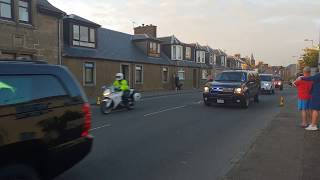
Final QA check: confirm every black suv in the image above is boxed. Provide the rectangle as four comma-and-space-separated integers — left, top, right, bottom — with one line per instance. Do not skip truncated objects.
203, 70, 260, 108
0, 60, 93, 180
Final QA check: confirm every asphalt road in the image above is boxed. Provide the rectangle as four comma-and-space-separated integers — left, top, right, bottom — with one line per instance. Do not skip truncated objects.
57, 88, 295, 180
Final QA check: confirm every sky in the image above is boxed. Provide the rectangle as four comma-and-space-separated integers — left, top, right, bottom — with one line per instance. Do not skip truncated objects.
49, 0, 320, 66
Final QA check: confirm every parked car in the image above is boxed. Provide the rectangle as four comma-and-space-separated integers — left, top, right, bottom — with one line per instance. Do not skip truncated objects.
259, 74, 275, 94
203, 70, 260, 108
274, 76, 283, 90
0, 60, 93, 180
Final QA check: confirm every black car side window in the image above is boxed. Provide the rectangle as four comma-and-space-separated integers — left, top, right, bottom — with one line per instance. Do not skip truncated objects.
0, 75, 67, 106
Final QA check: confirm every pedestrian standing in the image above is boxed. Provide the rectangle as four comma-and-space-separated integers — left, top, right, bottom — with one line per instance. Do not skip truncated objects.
293, 67, 313, 128
299, 67, 320, 131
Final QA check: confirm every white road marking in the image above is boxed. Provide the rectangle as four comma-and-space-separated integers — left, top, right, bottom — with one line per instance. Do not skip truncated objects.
90, 124, 112, 131
144, 105, 187, 117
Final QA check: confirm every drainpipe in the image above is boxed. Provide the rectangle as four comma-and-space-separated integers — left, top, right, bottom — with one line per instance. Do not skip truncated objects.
57, 18, 62, 65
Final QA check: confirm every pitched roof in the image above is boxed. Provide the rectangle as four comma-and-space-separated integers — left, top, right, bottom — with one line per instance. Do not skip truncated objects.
64, 28, 208, 68
64, 28, 174, 65
64, 14, 100, 27
158, 35, 183, 45
37, 0, 66, 17
132, 34, 161, 42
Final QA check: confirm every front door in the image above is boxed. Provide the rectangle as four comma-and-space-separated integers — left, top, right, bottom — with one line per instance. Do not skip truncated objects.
193, 69, 197, 88
121, 64, 130, 86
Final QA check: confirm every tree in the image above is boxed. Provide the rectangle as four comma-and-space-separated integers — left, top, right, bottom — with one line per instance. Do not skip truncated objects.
302, 48, 319, 67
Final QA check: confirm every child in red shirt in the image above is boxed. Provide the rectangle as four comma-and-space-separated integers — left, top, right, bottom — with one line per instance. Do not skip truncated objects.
293, 67, 313, 127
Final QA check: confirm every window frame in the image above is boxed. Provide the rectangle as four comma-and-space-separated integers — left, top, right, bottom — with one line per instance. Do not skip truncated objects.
0, 0, 13, 20
135, 64, 144, 84
172, 45, 183, 60
177, 68, 185, 80
72, 24, 97, 48
18, 0, 31, 24
201, 69, 208, 79
185, 47, 192, 60
149, 41, 160, 55
162, 67, 169, 83
196, 50, 205, 63
83, 62, 96, 86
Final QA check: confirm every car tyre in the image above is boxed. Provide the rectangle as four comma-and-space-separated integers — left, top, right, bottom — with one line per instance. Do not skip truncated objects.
0, 164, 40, 180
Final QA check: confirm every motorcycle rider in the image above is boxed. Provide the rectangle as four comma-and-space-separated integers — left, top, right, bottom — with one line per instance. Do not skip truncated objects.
113, 73, 130, 103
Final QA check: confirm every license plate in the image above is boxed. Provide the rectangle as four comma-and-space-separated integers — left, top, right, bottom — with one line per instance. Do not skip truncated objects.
217, 99, 225, 104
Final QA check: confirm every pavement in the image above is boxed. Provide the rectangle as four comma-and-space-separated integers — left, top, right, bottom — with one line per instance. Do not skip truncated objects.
56, 87, 307, 180
223, 88, 320, 180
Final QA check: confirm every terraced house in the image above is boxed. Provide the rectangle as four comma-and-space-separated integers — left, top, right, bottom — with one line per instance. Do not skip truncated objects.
0, 0, 65, 64
61, 16, 216, 99
0, 1, 235, 100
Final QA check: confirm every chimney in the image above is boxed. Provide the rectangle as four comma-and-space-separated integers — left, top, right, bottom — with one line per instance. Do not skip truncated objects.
134, 24, 157, 38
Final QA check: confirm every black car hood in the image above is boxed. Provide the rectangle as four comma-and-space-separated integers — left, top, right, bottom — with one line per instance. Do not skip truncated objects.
209, 81, 243, 88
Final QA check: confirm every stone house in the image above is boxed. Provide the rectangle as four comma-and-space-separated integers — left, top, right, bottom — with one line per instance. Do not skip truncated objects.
0, 0, 65, 64
61, 15, 213, 99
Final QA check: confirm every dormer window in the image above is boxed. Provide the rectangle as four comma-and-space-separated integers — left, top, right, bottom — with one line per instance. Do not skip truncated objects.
196, 51, 205, 63
209, 54, 214, 64
148, 41, 160, 57
172, 45, 183, 60
73, 24, 96, 48
185, 47, 191, 60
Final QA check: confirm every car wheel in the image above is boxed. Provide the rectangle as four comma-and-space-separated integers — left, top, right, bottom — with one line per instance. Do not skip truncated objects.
241, 96, 250, 109
254, 94, 259, 103
0, 164, 40, 180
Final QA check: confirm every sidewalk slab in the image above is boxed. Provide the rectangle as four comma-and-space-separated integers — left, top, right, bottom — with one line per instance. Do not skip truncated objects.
222, 98, 305, 180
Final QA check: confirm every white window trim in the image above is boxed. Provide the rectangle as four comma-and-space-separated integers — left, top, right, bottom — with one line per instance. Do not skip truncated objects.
171, 45, 183, 60
185, 47, 192, 59
162, 66, 169, 83
178, 68, 185, 80
135, 64, 144, 84
201, 69, 208, 79
83, 61, 96, 86
196, 50, 206, 64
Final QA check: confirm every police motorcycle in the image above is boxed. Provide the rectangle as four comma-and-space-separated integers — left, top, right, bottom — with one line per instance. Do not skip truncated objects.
100, 85, 141, 114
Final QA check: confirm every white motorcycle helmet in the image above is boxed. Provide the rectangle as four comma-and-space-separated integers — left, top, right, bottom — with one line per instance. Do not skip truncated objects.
115, 73, 124, 81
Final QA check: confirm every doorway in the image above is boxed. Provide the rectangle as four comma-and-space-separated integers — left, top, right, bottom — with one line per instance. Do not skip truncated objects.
120, 64, 130, 85
193, 69, 197, 88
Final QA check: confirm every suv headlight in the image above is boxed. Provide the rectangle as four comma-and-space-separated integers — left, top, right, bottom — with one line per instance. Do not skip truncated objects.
234, 87, 242, 94
204, 86, 210, 93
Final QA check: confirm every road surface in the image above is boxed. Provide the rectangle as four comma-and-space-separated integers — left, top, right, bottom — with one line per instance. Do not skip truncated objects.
57, 88, 295, 180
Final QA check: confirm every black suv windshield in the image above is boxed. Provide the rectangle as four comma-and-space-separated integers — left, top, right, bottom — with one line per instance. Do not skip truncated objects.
216, 72, 247, 82
260, 75, 272, 82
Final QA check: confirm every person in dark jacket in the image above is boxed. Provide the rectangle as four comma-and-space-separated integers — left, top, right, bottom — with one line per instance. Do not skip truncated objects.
174, 74, 182, 91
